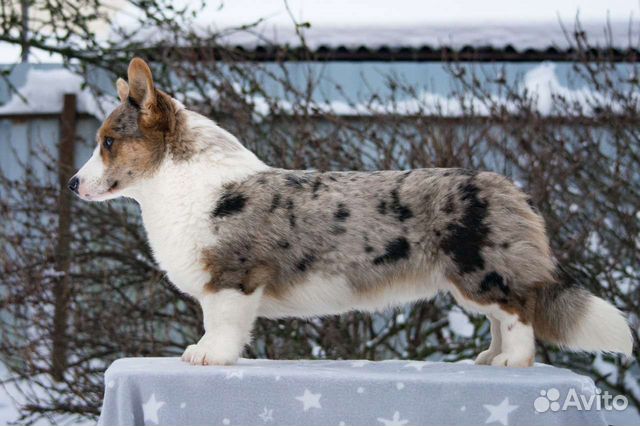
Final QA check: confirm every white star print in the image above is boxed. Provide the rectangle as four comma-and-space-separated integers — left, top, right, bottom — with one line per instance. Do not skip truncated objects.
259, 407, 274, 423
225, 370, 244, 380
403, 361, 428, 371
142, 393, 165, 425
295, 389, 322, 411
377, 411, 409, 426
484, 397, 518, 425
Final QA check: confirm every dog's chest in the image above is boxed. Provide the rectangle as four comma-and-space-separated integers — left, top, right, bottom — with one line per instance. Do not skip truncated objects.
140, 195, 216, 296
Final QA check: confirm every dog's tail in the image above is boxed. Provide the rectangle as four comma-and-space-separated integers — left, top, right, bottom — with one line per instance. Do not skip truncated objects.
533, 276, 633, 356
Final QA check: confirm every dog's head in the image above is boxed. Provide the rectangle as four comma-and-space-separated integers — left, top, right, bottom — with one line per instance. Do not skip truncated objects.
69, 58, 176, 201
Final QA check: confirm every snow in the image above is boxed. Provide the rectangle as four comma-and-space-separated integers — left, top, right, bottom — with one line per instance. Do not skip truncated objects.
447, 308, 474, 338
0, 362, 20, 425
245, 62, 620, 117
105, 0, 640, 49
0, 67, 117, 118
0, 361, 98, 426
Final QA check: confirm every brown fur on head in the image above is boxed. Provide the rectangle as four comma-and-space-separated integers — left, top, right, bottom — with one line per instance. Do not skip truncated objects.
72, 58, 178, 201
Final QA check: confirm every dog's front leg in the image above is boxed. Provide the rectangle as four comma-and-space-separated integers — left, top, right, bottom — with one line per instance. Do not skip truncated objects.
182, 287, 262, 365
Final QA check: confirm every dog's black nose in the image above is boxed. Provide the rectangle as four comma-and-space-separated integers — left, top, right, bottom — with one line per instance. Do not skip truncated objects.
68, 176, 79, 193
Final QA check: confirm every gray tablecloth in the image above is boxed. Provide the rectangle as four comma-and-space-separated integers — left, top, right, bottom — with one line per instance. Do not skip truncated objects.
98, 357, 607, 426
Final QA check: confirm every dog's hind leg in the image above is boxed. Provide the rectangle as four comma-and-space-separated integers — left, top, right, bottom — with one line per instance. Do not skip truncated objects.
489, 309, 535, 367
474, 314, 502, 365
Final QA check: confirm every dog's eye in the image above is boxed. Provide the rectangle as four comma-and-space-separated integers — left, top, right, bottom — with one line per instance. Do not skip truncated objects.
104, 137, 114, 150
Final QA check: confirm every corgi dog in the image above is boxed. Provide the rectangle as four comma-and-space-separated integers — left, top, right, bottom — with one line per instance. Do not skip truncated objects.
70, 58, 633, 367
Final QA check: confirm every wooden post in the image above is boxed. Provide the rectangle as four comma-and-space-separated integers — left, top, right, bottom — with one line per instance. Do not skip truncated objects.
20, 0, 29, 62
52, 94, 76, 381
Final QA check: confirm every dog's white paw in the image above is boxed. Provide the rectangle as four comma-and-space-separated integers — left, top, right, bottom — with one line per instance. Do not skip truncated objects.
181, 343, 239, 366
490, 352, 533, 368
474, 349, 501, 365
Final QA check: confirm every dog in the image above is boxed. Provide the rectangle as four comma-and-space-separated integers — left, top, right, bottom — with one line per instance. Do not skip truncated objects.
69, 58, 633, 367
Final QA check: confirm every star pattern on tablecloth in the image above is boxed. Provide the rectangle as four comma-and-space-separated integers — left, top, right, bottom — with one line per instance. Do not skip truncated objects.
142, 393, 165, 425
403, 361, 427, 371
105, 358, 590, 426
295, 389, 322, 411
259, 407, 274, 423
225, 369, 244, 380
484, 397, 518, 426
377, 411, 409, 426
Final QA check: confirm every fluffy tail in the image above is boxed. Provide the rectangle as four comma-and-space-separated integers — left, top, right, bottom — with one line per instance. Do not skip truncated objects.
533, 281, 633, 356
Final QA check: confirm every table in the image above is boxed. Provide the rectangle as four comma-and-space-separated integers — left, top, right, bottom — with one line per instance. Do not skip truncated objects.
98, 357, 607, 426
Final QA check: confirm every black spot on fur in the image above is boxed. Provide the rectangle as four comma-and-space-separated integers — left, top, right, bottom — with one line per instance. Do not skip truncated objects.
212, 192, 247, 217
334, 203, 350, 221
364, 245, 374, 253
480, 271, 510, 295
312, 177, 323, 198
373, 237, 411, 265
269, 193, 281, 212
377, 200, 387, 215
443, 194, 456, 214
389, 189, 413, 221
296, 253, 316, 272
328, 175, 337, 181
440, 180, 490, 274
257, 177, 267, 184
330, 224, 347, 235
501, 242, 510, 249
286, 198, 296, 227
277, 239, 290, 249
285, 174, 308, 188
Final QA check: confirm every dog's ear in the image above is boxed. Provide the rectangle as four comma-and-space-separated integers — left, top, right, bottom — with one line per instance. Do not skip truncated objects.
116, 78, 129, 103
127, 58, 157, 124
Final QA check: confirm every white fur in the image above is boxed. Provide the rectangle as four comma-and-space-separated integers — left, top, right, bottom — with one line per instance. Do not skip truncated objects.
475, 315, 502, 365
259, 270, 448, 319
491, 310, 536, 367
75, 144, 115, 201
562, 295, 633, 357
183, 288, 264, 365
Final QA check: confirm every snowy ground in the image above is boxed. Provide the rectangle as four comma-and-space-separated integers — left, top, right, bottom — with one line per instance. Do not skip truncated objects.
0, 362, 20, 425
0, 361, 97, 426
